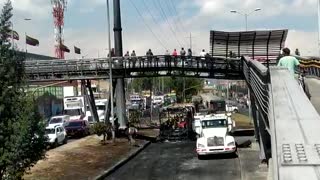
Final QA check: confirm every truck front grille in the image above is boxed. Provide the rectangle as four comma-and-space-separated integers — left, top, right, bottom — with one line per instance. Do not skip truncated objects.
207, 136, 224, 147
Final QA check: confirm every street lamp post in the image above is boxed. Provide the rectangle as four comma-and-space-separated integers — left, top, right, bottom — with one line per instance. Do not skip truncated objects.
230, 8, 261, 31
230, 8, 261, 125
23, 18, 32, 53
11, 18, 31, 51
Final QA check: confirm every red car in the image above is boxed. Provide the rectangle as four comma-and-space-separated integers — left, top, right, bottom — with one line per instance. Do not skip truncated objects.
65, 120, 90, 137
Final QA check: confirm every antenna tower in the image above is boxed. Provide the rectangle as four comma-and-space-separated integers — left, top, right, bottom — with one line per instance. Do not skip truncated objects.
52, 0, 67, 59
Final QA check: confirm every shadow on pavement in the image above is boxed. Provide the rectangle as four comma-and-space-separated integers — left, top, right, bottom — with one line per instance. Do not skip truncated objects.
198, 153, 238, 160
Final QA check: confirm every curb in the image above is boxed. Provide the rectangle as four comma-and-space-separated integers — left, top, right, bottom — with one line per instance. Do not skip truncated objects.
94, 141, 151, 180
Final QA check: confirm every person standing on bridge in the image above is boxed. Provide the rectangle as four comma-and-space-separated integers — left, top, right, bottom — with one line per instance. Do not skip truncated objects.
187, 48, 192, 67
124, 51, 130, 67
200, 49, 206, 68
131, 50, 137, 68
165, 50, 171, 68
277, 48, 300, 76
278, 48, 311, 99
146, 49, 153, 67
172, 49, 178, 67
180, 48, 186, 67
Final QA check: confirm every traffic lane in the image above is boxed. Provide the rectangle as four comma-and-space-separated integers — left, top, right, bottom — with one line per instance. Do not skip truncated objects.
106, 141, 241, 180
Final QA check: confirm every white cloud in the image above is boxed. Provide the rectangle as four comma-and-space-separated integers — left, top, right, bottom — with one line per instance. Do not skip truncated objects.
9, 0, 51, 18
192, 0, 317, 18
286, 30, 318, 56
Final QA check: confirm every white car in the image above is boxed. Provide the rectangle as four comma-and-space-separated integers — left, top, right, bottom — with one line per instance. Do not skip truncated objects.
45, 125, 68, 147
196, 113, 236, 159
226, 104, 239, 113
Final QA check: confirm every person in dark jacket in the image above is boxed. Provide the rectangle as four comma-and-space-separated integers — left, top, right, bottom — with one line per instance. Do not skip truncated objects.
146, 49, 153, 67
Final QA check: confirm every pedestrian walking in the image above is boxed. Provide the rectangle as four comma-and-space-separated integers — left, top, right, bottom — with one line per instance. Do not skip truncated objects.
126, 123, 138, 146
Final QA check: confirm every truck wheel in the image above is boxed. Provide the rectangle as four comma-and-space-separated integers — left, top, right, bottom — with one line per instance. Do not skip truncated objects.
233, 109, 238, 113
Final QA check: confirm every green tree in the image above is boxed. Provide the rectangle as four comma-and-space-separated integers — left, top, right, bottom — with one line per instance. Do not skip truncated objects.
130, 76, 203, 103
0, 1, 47, 178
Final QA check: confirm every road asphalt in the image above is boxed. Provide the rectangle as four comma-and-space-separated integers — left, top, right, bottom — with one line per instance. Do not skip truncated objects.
105, 138, 267, 180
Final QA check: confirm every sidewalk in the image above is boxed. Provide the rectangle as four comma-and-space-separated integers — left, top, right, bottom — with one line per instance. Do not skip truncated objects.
238, 142, 268, 180
23, 136, 148, 180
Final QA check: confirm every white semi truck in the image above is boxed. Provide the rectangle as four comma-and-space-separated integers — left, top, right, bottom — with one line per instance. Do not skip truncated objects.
84, 99, 108, 123
196, 113, 237, 159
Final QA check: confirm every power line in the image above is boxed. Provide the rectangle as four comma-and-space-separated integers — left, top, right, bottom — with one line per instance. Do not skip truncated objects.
163, 0, 188, 46
141, 0, 171, 49
128, 0, 167, 50
169, 0, 189, 38
153, 0, 182, 48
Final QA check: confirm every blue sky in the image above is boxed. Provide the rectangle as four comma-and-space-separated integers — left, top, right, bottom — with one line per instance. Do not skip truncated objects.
3, 0, 320, 58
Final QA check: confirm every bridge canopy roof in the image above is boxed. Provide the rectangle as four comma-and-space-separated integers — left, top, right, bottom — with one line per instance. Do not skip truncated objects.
210, 29, 288, 62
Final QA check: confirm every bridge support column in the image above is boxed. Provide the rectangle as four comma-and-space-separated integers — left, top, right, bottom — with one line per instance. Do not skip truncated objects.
250, 91, 259, 141
115, 78, 127, 129
81, 80, 99, 123
104, 79, 116, 124
113, 0, 127, 129
256, 107, 271, 161
86, 80, 99, 123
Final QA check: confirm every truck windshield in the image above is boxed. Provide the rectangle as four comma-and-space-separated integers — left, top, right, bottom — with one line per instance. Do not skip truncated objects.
45, 128, 55, 134
201, 119, 227, 128
96, 105, 106, 111
64, 109, 81, 116
66, 121, 83, 127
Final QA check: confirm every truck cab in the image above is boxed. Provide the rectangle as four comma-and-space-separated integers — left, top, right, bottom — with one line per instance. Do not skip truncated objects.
84, 99, 108, 123
196, 113, 236, 159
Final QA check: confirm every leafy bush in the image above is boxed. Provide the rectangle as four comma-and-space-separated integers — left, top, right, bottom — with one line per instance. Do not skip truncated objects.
90, 122, 112, 143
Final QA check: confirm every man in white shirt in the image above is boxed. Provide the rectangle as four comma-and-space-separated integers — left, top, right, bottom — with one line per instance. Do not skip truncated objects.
199, 49, 206, 67
200, 49, 206, 57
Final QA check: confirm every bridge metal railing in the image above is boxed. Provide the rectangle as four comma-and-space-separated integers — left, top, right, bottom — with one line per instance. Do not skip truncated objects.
242, 56, 272, 162
23, 55, 243, 82
244, 56, 320, 180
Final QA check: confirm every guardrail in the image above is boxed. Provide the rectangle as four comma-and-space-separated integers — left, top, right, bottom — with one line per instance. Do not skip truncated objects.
242, 56, 271, 163
299, 59, 320, 77
242, 56, 270, 131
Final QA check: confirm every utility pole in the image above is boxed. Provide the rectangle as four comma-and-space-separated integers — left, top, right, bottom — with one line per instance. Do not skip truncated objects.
105, 0, 115, 141
113, 0, 127, 129
189, 33, 192, 52
186, 32, 195, 52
